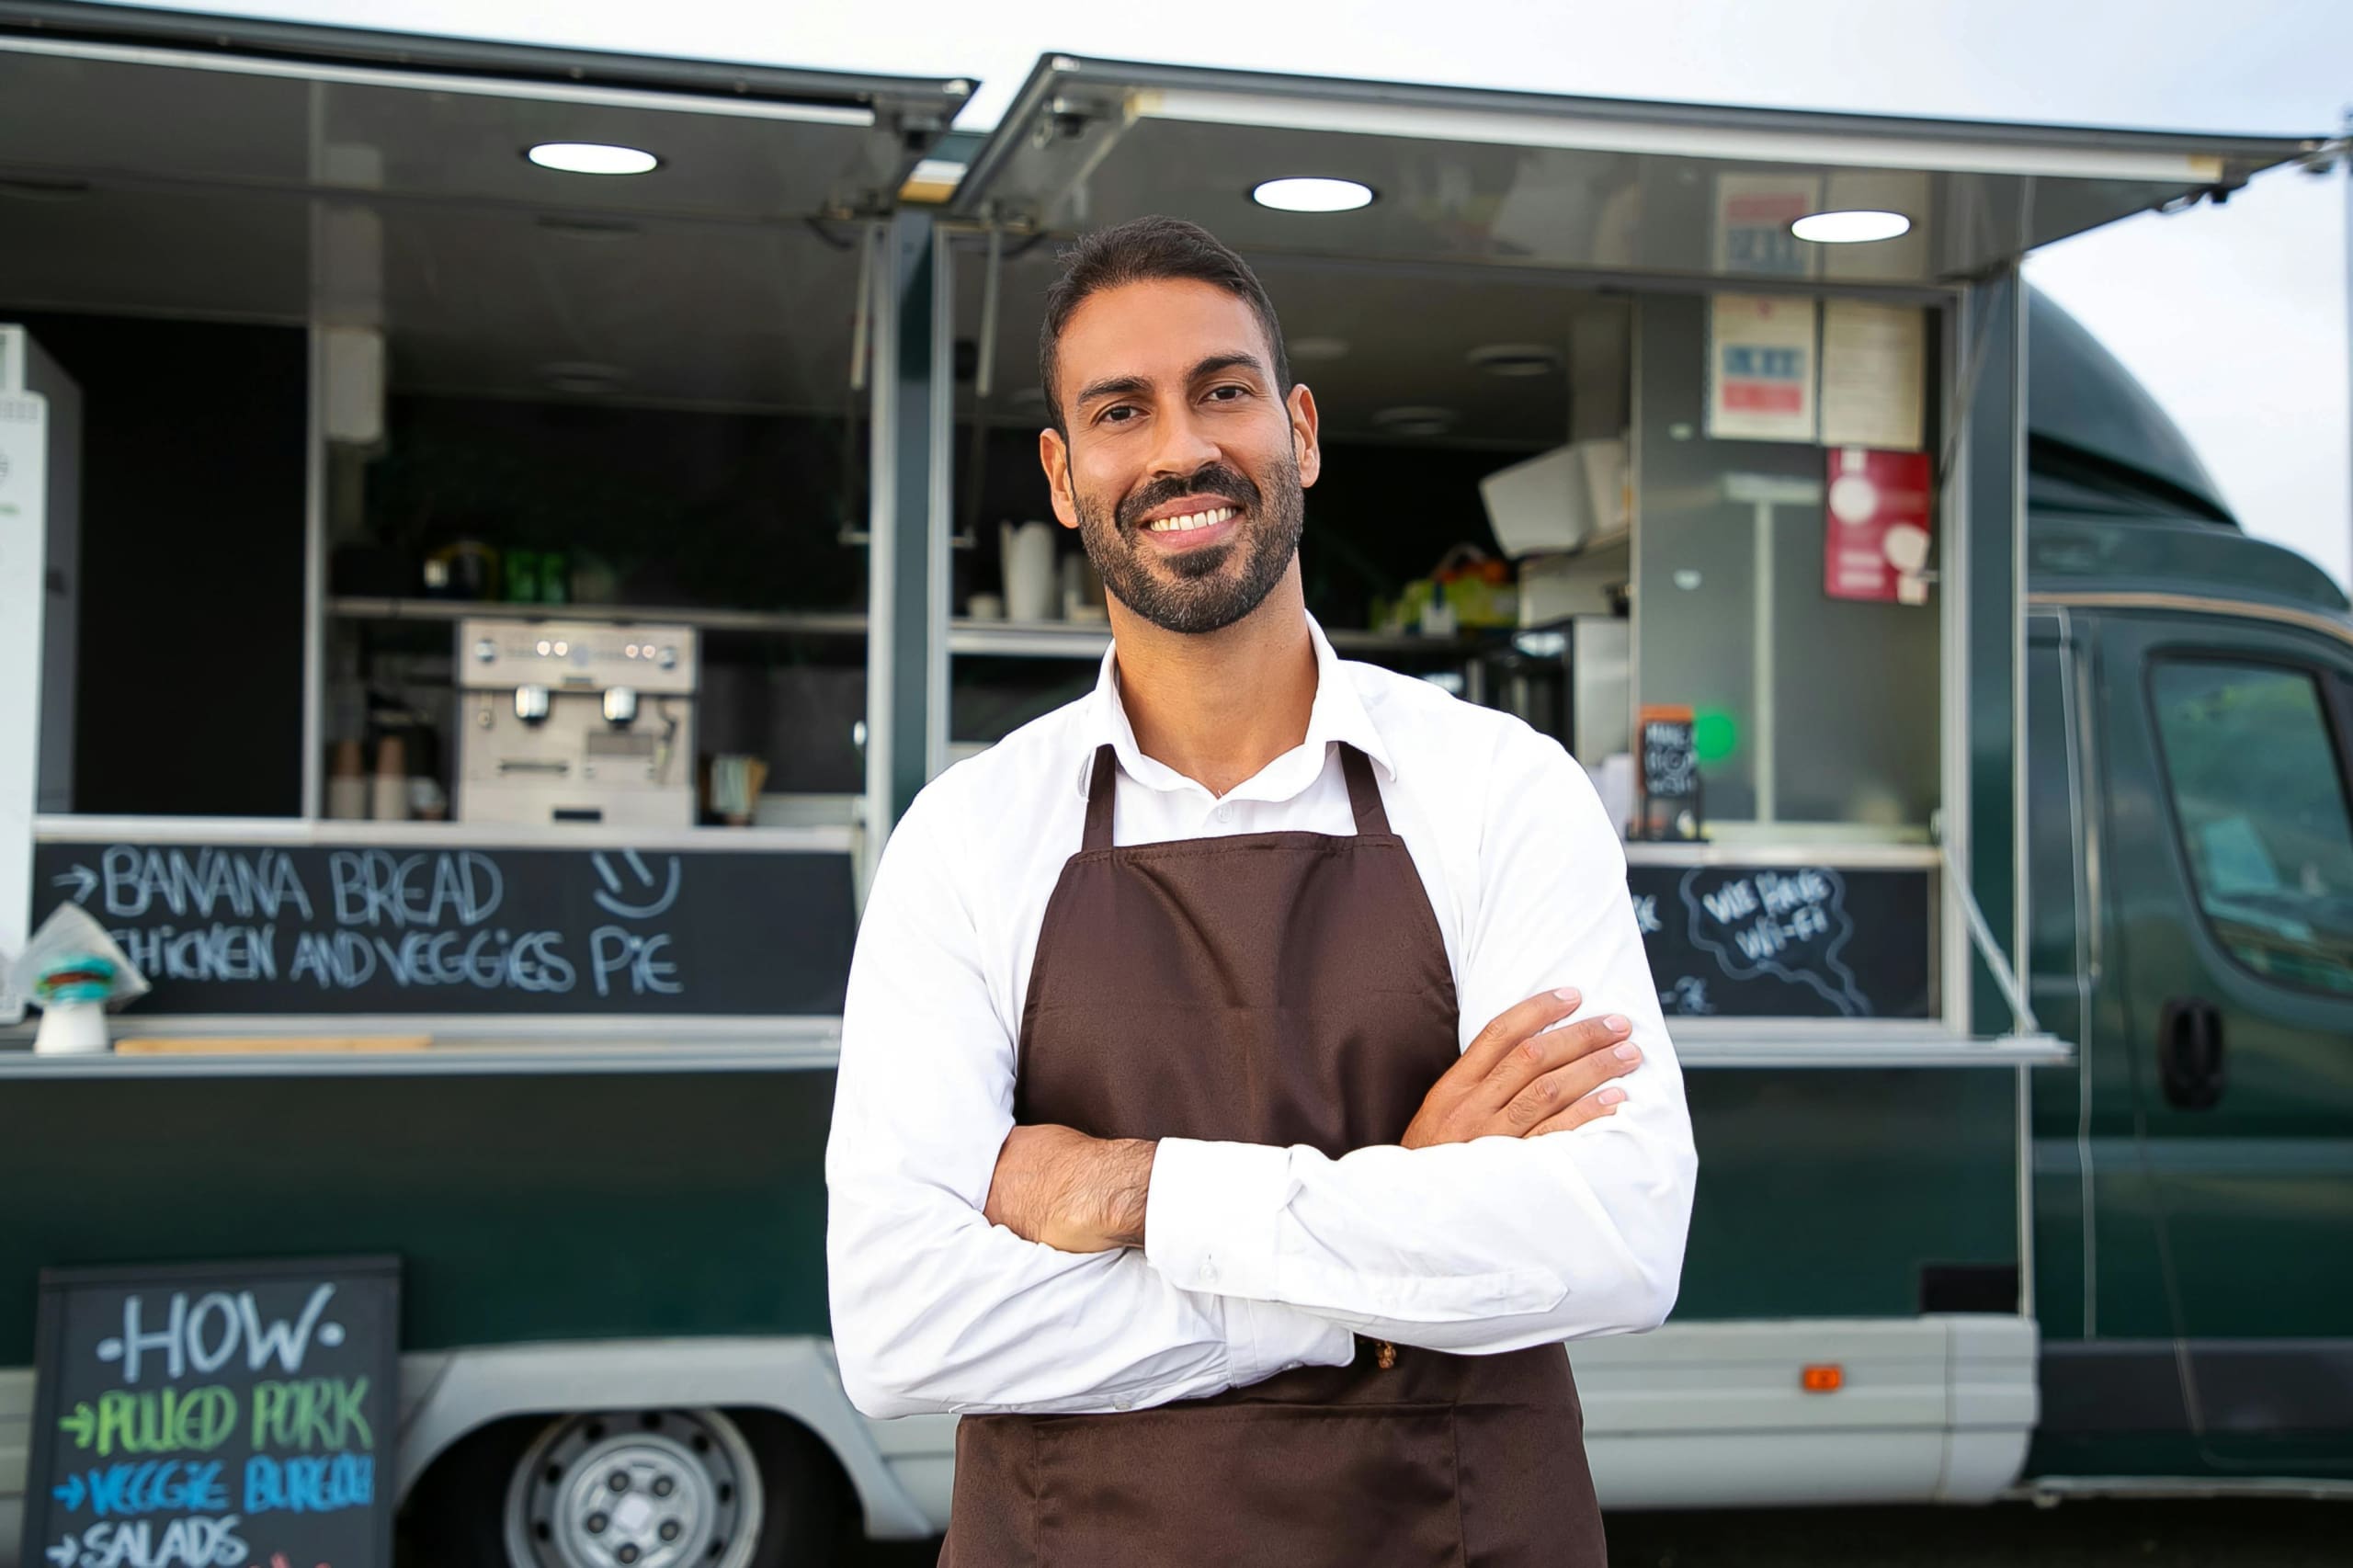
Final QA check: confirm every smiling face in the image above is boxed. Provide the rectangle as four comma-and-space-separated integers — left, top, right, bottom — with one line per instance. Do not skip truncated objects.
1040, 278, 1320, 636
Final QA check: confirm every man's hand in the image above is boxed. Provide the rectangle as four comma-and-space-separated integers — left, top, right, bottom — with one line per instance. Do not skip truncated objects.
984, 1124, 1157, 1253
1401, 988, 1638, 1149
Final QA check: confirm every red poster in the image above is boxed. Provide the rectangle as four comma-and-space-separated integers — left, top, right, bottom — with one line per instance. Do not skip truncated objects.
1824, 447, 1933, 604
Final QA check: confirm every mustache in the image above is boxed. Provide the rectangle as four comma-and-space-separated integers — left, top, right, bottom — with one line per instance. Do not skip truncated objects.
1116, 464, 1259, 533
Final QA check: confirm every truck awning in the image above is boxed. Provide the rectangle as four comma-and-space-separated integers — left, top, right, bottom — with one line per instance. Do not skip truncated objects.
0, 3, 972, 222
950, 55, 2325, 282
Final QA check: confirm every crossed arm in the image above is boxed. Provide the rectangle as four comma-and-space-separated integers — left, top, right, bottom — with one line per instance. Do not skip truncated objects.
981, 986, 1646, 1254
824, 733, 1697, 1420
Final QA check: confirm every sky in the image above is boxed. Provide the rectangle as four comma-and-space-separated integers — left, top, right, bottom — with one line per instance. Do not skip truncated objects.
90, 0, 2353, 587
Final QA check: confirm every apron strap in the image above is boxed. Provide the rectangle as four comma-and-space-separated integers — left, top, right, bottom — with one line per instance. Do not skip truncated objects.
1083, 744, 1120, 852
1086, 741, 1388, 846
1341, 744, 1392, 835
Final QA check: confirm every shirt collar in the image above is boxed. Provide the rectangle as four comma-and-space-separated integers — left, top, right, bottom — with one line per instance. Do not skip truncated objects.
1073, 612, 1398, 800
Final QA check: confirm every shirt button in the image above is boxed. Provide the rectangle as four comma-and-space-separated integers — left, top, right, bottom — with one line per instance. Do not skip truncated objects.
1215, 804, 1233, 824
1199, 1256, 1219, 1282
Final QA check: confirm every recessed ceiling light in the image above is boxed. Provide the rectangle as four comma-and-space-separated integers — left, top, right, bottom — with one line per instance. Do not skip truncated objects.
540, 361, 630, 393
1790, 209, 1911, 244
1289, 336, 1351, 363
527, 142, 660, 176
1468, 343, 1564, 378
1251, 176, 1375, 213
1371, 405, 1457, 437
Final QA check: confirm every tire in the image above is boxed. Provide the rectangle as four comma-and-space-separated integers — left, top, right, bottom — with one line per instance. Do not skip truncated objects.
404, 1407, 839, 1568
402, 1416, 539, 1568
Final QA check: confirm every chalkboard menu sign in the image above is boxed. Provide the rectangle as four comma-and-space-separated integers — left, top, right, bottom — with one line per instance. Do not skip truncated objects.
1638, 708, 1699, 802
29, 840, 855, 1017
22, 1257, 399, 1568
1628, 863, 1934, 1019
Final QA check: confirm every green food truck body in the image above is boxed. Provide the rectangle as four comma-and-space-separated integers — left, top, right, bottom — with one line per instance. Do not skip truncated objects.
2, 9, 2347, 1562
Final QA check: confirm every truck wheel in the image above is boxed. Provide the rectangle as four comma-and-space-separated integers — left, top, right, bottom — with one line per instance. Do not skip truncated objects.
498, 1407, 833, 1568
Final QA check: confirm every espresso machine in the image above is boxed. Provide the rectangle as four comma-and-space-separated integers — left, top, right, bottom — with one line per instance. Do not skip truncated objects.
455, 618, 698, 827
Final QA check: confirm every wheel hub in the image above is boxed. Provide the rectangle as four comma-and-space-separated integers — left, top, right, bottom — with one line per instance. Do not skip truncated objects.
506, 1410, 761, 1568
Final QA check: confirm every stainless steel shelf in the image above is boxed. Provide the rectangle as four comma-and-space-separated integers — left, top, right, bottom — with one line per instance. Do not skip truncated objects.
334, 598, 1485, 661
0, 1015, 847, 1078
330, 597, 869, 637
946, 619, 1485, 660
1327, 628, 1490, 656
949, 619, 1111, 659
1671, 1030, 2073, 1069
0, 1040, 844, 1080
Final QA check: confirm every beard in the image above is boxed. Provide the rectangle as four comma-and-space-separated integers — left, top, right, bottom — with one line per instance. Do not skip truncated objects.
1073, 453, 1306, 636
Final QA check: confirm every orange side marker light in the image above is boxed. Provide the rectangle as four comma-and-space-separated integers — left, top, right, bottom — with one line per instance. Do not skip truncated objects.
1801, 1364, 1844, 1393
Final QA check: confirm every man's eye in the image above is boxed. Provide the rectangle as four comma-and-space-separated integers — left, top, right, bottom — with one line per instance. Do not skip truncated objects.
1205, 385, 1246, 403
1099, 404, 1138, 425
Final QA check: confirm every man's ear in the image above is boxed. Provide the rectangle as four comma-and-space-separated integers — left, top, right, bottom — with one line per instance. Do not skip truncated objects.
1289, 383, 1323, 490
1040, 426, 1081, 530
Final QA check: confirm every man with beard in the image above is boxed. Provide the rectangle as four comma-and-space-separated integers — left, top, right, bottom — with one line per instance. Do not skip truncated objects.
826, 217, 1695, 1566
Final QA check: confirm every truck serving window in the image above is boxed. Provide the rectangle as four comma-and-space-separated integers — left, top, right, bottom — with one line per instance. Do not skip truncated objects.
2149, 659, 2353, 995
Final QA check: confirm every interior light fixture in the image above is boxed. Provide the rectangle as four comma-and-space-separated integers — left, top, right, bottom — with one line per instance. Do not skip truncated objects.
1251, 176, 1375, 213
1370, 405, 1457, 437
1469, 343, 1565, 378
1790, 209, 1911, 244
527, 142, 660, 176
540, 361, 630, 394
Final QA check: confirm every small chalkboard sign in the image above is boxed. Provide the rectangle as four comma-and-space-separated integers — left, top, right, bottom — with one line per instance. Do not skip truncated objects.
1635, 705, 1703, 841
22, 1257, 400, 1568
1628, 863, 1935, 1019
1639, 708, 1699, 801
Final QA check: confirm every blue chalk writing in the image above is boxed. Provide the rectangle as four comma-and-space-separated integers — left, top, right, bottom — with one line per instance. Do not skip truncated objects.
243, 1454, 373, 1516
60, 1463, 229, 1519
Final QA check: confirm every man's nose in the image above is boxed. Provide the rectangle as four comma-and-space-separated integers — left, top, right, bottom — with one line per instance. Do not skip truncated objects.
1143, 404, 1221, 479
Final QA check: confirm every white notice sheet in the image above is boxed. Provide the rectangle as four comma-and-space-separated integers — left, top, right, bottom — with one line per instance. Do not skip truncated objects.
1820, 301, 1927, 451
1706, 294, 1818, 444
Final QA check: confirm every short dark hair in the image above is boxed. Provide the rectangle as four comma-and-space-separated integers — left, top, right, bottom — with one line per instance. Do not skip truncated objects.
1038, 215, 1290, 433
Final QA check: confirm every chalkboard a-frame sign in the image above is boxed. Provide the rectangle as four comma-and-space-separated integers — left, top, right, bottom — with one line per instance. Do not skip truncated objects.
23, 1256, 400, 1568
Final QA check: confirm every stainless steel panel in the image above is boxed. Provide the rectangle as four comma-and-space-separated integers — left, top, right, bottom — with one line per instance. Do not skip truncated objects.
953, 57, 2320, 286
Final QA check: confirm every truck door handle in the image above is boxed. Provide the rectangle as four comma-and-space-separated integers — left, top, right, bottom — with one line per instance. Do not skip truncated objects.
2157, 996, 2226, 1110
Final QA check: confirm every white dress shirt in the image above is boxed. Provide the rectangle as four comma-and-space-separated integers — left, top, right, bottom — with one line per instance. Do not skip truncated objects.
825, 614, 1698, 1420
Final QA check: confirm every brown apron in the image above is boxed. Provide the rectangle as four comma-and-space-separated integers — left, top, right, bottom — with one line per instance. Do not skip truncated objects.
940, 742, 1605, 1567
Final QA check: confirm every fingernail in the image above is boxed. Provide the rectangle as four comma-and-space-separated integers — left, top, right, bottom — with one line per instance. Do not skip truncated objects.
1553, 987, 1580, 1003
1612, 1042, 1641, 1062
1597, 1086, 1628, 1105
1606, 1015, 1632, 1034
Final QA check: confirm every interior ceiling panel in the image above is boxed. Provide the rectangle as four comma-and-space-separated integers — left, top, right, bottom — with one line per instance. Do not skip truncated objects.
314, 82, 902, 221
0, 183, 310, 323
0, 28, 970, 222
0, 47, 313, 185
956, 244, 1608, 449
0, 179, 868, 411
0, 29, 938, 411
377, 207, 865, 411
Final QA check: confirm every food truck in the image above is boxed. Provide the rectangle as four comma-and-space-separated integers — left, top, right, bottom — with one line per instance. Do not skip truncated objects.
3, 6, 2348, 1562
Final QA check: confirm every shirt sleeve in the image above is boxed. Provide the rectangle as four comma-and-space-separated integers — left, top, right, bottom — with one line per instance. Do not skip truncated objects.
824, 784, 1356, 1418
1142, 722, 1698, 1352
